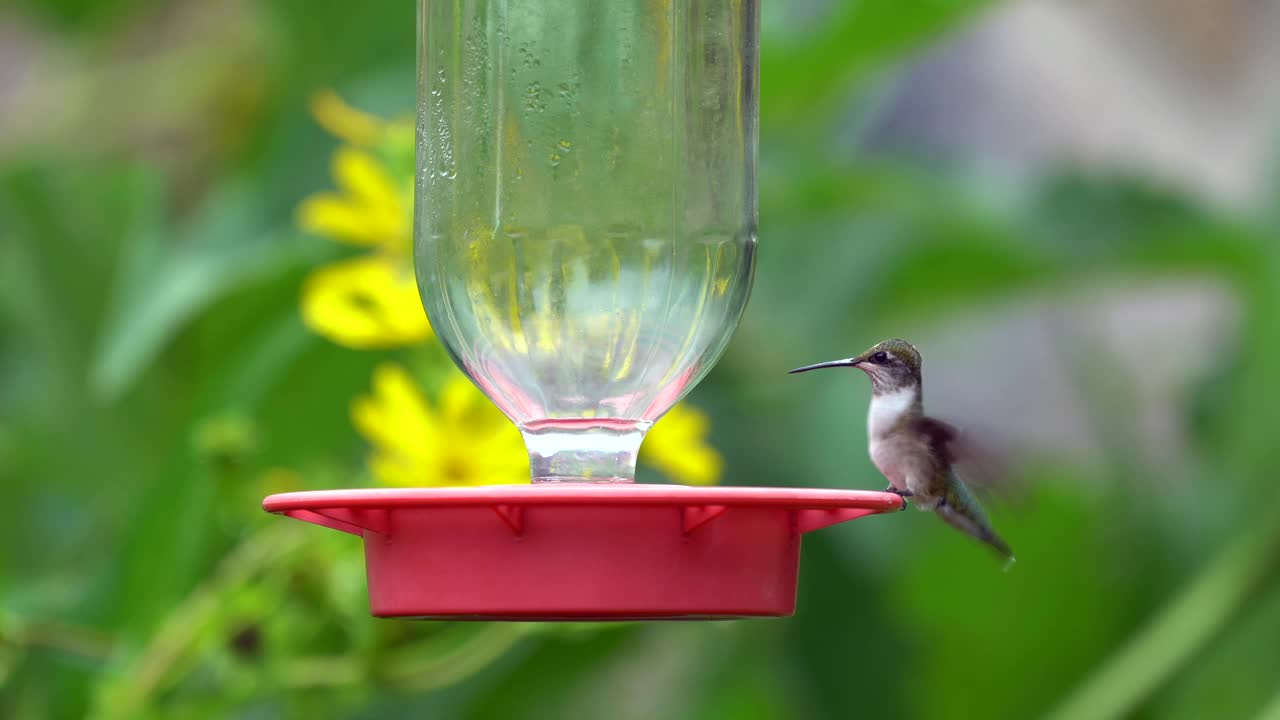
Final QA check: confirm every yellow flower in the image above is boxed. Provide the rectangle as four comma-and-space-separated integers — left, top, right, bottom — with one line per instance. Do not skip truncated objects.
352, 364, 529, 487
298, 94, 430, 349
300, 255, 429, 349
641, 404, 723, 485
353, 364, 723, 487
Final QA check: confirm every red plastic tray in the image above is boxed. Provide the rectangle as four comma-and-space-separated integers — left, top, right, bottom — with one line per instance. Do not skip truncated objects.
263, 485, 903, 620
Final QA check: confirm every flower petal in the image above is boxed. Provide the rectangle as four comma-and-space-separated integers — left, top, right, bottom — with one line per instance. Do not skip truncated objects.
297, 193, 387, 247
301, 256, 432, 349
309, 90, 385, 147
353, 364, 530, 487
367, 452, 422, 488
297, 148, 409, 251
439, 373, 480, 422
353, 364, 444, 487
641, 403, 723, 485
331, 148, 408, 244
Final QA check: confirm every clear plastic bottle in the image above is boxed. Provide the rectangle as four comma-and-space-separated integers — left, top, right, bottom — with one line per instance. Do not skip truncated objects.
416, 0, 759, 481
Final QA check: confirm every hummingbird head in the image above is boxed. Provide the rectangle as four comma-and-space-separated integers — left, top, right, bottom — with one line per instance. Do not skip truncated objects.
788, 338, 923, 394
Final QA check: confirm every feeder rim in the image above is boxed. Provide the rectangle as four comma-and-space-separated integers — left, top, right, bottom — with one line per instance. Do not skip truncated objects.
263, 485, 904, 513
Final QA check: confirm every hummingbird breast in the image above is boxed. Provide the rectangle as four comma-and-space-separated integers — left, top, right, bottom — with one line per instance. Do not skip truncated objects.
870, 433, 946, 505
867, 387, 919, 440
865, 383, 945, 503
870, 435, 909, 491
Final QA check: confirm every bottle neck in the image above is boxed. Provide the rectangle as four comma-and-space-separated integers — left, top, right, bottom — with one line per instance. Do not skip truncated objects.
520, 418, 652, 483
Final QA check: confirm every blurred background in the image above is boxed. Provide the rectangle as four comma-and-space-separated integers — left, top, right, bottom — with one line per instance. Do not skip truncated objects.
4, 0, 1280, 718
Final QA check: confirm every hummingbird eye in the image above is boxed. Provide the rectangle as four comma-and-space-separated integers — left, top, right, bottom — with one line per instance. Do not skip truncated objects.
870, 351, 889, 364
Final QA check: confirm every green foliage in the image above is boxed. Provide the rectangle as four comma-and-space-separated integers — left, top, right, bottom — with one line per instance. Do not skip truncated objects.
5, 0, 1280, 718
762, 0, 997, 128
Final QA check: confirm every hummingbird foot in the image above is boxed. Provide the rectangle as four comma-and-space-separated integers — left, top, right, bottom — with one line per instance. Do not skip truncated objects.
885, 487, 913, 511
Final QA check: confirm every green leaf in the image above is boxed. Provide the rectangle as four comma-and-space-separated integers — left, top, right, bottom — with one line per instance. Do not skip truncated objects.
90, 186, 321, 401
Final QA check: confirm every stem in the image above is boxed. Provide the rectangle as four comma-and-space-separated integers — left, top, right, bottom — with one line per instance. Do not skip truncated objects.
281, 622, 525, 691
282, 655, 363, 688
380, 623, 526, 691
1045, 492, 1280, 720
2, 618, 114, 660
89, 522, 524, 713
90, 522, 306, 720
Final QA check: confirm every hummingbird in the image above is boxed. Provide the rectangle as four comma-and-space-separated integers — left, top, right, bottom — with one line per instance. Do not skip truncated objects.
790, 339, 1015, 567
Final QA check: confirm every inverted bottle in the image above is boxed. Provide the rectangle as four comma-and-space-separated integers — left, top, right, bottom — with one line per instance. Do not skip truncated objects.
415, 0, 760, 482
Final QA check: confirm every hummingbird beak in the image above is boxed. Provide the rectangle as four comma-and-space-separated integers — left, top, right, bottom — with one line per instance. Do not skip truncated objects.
787, 357, 863, 374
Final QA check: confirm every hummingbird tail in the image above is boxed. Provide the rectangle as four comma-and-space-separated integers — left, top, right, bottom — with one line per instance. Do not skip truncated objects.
935, 501, 1016, 569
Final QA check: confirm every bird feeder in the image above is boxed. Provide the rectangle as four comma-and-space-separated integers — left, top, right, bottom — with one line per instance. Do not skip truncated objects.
263, 0, 902, 620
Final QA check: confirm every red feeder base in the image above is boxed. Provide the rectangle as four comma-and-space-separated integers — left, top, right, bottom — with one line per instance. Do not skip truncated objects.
262, 485, 902, 620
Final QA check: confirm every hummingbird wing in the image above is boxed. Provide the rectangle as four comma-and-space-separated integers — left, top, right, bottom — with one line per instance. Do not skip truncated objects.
913, 416, 1016, 567
910, 416, 961, 464
909, 415, 1011, 495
